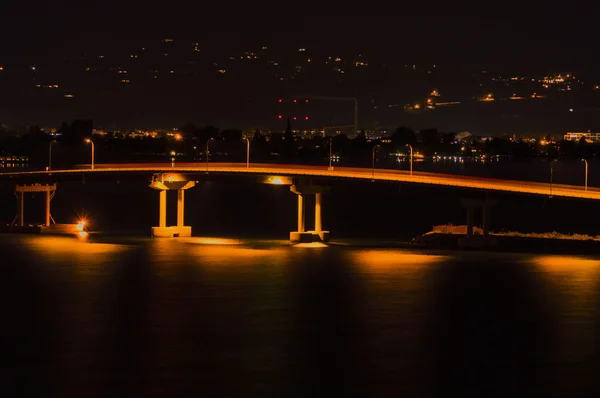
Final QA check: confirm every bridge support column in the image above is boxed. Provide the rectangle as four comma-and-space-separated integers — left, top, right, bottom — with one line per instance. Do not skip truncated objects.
315, 193, 322, 233
18, 191, 24, 227
150, 174, 195, 238
466, 206, 474, 239
177, 189, 185, 228
290, 184, 330, 243
482, 203, 490, 239
159, 190, 167, 228
297, 194, 305, 233
45, 190, 51, 227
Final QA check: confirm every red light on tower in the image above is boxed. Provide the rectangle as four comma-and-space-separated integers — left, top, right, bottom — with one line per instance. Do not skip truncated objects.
305, 100, 309, 103
278, 99, 283, 103
278, 115, 283, 119
293, 116, 297, 120
293, 99, 297, 103
305, 116, 309, 120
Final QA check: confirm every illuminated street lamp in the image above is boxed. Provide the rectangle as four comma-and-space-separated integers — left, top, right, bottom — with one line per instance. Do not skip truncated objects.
84, 138, 94, 170
243, 136, 250, 168
405, 144, 413, 176
48, 140, 57, 171
205, 137, 214, 173
372, 144, 381, 180
550, 159, 558, 196
582, 158, 588, 191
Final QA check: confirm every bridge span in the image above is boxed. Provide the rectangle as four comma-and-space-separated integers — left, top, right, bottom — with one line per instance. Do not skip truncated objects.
1, 162, 597, 244
1, 162, 598, 200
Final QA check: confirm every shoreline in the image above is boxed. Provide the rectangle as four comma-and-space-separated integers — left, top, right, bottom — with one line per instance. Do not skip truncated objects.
411, 225, 600, 254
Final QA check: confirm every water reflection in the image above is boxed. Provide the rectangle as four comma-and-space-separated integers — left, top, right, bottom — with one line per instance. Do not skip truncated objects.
530, 254, 600, 393
4, 236, 600, 395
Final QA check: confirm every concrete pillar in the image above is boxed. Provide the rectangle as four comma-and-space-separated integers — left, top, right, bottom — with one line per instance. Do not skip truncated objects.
482, 204, 490, 238
315, 193, 322, 233
45, 190, 51, 227
177, 188, 185, 227
18, 192, 24, 227
297, 194, 305, 233
466, 207, 474, 238
159, 190, 167, 228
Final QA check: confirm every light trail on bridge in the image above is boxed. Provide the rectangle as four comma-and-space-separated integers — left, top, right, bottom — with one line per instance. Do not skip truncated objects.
2, 162, 599, 201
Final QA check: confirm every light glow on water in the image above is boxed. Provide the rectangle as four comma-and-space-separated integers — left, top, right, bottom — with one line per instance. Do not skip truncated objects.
183, 237, 244, 245
354, 250, 447, 265
294, 242, 328, 248
531, 255, 600, 289
23, 236, 127, 255
351, 249, 447, 271
531, 255, 600, 270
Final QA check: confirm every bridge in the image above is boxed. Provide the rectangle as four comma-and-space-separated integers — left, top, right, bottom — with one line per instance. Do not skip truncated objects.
1, 162, 597, 244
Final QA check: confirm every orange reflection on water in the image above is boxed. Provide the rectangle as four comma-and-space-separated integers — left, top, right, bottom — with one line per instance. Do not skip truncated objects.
351, 249, 447, 272
193, 244, 287, 259
24, 236, 127, 256
532, 256, 600, 269
531, 255, 600, 287
294, 242, 328, 248
183, 237, 243, 245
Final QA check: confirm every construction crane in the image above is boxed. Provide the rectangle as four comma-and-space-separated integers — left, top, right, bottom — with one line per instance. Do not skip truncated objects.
292, 95, 358, 136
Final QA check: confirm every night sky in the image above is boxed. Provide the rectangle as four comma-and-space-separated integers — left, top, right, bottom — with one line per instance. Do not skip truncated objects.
1, 7, 598, 133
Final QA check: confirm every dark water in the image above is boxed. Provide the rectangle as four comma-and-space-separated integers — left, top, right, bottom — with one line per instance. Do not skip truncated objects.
2, 234, 600, 397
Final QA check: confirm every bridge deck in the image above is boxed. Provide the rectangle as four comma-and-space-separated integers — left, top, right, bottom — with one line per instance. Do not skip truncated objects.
1, 162, 598, 201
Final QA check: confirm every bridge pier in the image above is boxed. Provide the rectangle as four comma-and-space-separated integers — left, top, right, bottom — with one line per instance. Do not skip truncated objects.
290, 184, 330, 243
13, 184, 57, 227
150, 173, 196, 238
459, 196, 497, 249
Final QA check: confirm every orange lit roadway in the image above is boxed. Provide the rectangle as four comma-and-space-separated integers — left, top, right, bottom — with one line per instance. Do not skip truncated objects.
1, 162, 599, 201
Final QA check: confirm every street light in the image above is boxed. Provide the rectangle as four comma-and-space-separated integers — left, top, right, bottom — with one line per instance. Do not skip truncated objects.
243, 136, 250, 169
582, 158, 588, 191
372, 144, 381, 180
48, 140, 57, 171
84, 138, 94, 170
328, 136, 334, 171
405, 144, 413, 176
205, 137, 214, 173
550, 159, 558, 196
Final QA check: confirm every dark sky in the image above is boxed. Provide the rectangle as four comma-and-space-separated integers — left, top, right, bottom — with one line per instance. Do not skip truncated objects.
1, 6, 599, 132
2, 7, 596, 63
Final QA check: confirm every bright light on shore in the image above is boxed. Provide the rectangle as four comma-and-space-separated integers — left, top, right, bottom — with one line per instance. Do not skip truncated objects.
76, 220, 87, 231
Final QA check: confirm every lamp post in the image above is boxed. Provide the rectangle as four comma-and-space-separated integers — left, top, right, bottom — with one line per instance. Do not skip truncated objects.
243, 136, 250, 168
328, 136, 334, 171
205, 137, 214, 173
582, 158, 588, 191
405, 144, 413, 176
48, 140, 56, 171
550, 159, 558, 196
84, 138, 94, 170
372, 144, 381, 180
